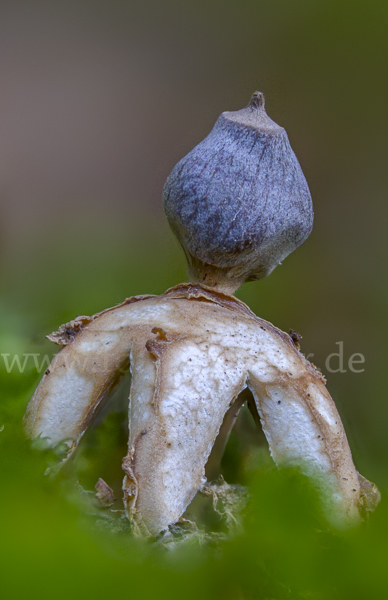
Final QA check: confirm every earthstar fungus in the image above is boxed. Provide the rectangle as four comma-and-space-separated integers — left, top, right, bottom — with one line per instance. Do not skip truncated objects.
24, 92, 380, 536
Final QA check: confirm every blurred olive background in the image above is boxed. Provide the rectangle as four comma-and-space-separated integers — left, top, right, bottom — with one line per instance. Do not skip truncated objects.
1, 1, 388, 598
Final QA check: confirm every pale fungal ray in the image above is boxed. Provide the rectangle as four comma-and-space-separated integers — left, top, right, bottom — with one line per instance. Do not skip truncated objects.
24, 284, 380, 535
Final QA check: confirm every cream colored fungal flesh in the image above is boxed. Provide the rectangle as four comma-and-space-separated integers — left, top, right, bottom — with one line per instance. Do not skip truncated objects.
24, 285, 380, 535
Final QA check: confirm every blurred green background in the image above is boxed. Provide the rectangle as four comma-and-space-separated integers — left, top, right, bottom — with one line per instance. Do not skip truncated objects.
1, 1, 388, 598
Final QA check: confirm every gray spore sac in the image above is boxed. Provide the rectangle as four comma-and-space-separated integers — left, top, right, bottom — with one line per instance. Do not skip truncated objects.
163, 92, 313, 292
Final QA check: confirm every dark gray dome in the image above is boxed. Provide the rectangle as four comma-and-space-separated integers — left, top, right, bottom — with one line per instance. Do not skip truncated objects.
163, 92, 313, 293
